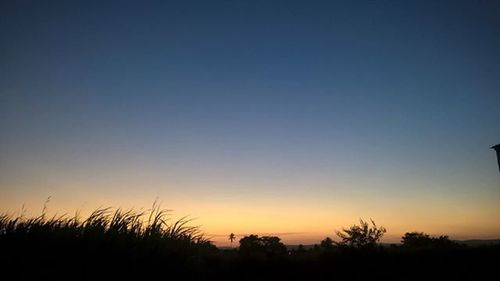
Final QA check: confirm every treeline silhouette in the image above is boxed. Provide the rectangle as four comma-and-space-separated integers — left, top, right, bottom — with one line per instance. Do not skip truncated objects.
1, 206, 498, 281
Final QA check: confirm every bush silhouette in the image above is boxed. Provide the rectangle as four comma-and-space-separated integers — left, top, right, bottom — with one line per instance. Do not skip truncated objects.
402, 232, 460, 249
320, 237, 334, 250
401, 232, 432, 248
239, 234, 287, 257
239, 234, 262, 253
336, 219, 386, 248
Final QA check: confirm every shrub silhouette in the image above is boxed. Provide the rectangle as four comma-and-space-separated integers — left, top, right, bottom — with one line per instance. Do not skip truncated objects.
401, 232, 432, 248
336, 219, 386, 248
320, 236, 334, 250
239, 234, 287, 257
402, 232, 460, 249
296, 244, 306, 253
239, 234, 262, 253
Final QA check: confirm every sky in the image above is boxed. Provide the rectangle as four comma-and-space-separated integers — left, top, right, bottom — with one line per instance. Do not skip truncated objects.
1, 0, 500, 245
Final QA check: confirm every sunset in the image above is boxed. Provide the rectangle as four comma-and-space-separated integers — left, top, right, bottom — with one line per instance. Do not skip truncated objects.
1, 0, 499, 279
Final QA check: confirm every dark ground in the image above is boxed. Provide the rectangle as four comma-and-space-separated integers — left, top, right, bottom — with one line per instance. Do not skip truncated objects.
1, 237, 499, 281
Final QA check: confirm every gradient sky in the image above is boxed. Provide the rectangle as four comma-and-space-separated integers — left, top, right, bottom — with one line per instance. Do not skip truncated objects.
1, 0, 500, 245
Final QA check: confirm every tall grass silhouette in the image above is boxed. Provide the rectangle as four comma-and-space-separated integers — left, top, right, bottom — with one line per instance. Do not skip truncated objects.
0, 201, 216, 280
0, 201, 210, 246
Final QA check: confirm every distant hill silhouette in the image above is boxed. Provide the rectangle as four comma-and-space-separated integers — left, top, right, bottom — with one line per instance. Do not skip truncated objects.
284, 239, 500, 250
458, 239, 500, 247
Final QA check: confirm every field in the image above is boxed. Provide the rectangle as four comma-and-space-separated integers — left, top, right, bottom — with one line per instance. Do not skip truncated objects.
1, 206, 498, 281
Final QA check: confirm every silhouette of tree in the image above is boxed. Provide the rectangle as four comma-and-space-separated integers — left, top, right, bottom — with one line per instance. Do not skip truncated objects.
401, 232, 432, 248
228, 232, 235, 248
297, 244, 306, 253
238, 234, 286, 257
336, 219, 386, 248
260, 236, 287, 256
239, 234, 263, 254
320, 237, 334, 250
402, 232, 460, 249
432, 235, 459, 248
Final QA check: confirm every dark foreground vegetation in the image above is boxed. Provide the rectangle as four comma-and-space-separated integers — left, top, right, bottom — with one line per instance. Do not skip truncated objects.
1, 206, 498, 281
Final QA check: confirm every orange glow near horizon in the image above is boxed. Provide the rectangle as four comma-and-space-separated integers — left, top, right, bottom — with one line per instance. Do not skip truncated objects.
2, 183, 500, 247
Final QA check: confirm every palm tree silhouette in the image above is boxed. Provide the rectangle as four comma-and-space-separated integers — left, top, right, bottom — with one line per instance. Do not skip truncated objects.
229, 233, 236, 248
